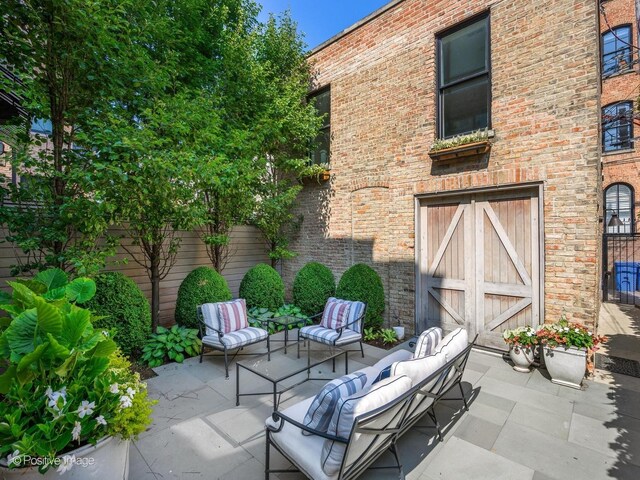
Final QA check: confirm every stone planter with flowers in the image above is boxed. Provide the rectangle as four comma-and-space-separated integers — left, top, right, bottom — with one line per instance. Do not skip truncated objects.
502, 326, 538, 373
536, 319, 606, 389
0, 268, 155, 478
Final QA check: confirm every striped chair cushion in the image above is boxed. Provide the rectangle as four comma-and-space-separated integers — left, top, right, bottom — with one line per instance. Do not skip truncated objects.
201, 327, 268, 349
320, 300, 351, 330
216, 299, 249, 333
325, 298, 365, 333
413, 327, 443, 359
300, 325, 362, 346
303, 372, 367, 435
200, 303, 222, 336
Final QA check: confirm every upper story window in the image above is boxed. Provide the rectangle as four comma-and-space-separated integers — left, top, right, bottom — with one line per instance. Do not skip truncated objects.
437, 14, 490, 138
602, 101, 633, 152
602, 26, 633, 77
605, 183, 634, 234
309, 87, 330, 165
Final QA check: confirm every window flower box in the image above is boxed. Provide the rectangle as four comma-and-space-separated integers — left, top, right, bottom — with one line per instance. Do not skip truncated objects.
429, 140, 491, 162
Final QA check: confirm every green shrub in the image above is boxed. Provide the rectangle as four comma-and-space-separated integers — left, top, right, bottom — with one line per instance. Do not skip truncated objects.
141, 325, 202, 367
336, 263, 385, 329
239, 263, 284, 310
175, 266, 231, 329
292, 262, 336, 315
85, 271, 152, 358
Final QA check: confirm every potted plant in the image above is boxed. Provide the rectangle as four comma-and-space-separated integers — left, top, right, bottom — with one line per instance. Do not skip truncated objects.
536, 318, 606, 389
392, 318, 405, 341
502, 326, 538, 372
0, 269, 154, 478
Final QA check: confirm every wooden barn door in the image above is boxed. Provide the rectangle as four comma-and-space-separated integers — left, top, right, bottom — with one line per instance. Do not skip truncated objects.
417, 189, 541, 350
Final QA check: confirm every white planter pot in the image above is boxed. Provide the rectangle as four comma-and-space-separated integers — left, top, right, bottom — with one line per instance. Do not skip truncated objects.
508, 345, 535, 373
0, 437, 129, 479
392, 326, 405, 341
543, 345, 587, 389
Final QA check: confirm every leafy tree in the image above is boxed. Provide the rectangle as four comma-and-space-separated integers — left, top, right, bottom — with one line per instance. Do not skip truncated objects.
0, 0, 136, 275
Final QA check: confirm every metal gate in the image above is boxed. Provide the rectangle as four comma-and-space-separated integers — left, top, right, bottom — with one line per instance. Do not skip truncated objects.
603, 233, 640, 306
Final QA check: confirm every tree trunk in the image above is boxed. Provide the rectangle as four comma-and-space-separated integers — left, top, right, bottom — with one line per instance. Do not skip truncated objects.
150, 256, 161, 332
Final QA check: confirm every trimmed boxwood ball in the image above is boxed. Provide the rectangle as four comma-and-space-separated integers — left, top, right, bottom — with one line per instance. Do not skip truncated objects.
239, 263, 285, 310
85, 272, 151, 358
336, 263, 385, 329
293, 262, 336, 315
175, 266, 232, 329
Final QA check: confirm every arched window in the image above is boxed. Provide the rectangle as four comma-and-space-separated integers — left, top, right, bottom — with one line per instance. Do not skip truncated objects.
605, 183, 634, 234
602, 102, 633, 152
602, 25, 633, 77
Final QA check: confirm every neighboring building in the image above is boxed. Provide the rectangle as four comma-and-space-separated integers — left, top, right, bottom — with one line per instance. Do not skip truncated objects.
284, 0, 602, 349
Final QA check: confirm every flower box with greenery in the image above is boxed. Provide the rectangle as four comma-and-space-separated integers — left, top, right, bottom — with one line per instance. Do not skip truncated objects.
536, 319, 606, 389
0, 269, 154, 478
502, 326, 538, 373
428, 129, 492, 162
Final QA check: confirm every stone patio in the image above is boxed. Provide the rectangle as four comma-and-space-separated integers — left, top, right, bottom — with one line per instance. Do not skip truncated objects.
130, 334, 640, 479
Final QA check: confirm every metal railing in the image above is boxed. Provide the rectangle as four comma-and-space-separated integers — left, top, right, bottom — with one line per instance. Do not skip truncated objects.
603, 233, 640, 306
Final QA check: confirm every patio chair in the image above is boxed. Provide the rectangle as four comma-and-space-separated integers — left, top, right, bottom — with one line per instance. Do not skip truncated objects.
297, 297, 366, 360
197, 299, 269, 378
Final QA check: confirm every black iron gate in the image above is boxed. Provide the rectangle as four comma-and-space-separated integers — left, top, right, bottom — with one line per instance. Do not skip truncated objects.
603, 233, 640, 306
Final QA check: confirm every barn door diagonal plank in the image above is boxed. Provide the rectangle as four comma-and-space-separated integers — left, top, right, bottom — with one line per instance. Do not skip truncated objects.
428, 204, 465, 275
428, 287, 464, 325
485, 297, 532, 332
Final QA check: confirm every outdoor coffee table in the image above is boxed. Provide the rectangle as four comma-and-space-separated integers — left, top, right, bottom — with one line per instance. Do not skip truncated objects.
268, 315, 305, 353
236, 342, 347, 411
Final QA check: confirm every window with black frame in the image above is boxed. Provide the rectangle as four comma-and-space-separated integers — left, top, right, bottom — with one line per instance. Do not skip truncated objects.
602, 26, 632, 77
437, 15, 490, 139
309, 88, 330, 165
605, 183, 634, 234
602, 102, 633, 152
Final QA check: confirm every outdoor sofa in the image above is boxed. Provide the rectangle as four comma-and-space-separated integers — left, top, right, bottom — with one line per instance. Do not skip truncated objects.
265, 327, 475, 480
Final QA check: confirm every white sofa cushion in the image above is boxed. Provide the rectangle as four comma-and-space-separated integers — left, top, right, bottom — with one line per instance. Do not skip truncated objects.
321, 375, 413, 475
364, 349, 412, 387
413, 327, 443, 358
389, 351, 447, 385
435, 327, 469, 362
303, 372, 367, 435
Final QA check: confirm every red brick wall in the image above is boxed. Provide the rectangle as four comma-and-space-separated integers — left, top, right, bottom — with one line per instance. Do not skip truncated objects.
283, 0, 602, 332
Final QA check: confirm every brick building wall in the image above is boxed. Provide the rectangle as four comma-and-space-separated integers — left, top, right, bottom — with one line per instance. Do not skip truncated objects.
283, 0, 602, 335
600, 0, 640, 225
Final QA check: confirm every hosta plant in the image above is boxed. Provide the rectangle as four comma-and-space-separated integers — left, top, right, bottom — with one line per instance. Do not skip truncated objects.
141, 325, 201, 368
502, 326, 538, 348
363, 327, 380, 342
380, 328, 398, 345
248, 305, 310, 334
0, 269, 154, 474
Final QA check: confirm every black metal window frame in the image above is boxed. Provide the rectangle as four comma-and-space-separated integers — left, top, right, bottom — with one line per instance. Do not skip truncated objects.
605, 182, 635, 234
601, 24, 633, 78
308, 85, 331, 165
602, 101, 634, 152
436, 12, 491, 139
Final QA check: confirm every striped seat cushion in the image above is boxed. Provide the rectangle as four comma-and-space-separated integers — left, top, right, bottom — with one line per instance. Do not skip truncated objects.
325, 298, 365, 333
413, 327, 443, 359
320, 300, 352, 330
216, 299, 249, 333
202, 327, 267, 349
200, 303, 222, 336
303, 372, 367, 435
300, 325, 362, 346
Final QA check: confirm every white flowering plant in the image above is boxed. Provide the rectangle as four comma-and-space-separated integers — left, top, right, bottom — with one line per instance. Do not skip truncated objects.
536, 318, 606, 350
502, 326, 538, 348
0, 269, 154, 474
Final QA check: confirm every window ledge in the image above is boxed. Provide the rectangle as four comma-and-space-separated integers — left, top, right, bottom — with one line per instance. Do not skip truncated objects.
602, 69, 636, 81
602, 148, 635, 157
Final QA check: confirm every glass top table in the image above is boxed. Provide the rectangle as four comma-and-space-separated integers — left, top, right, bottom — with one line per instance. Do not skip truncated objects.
266, 315, 306, 354
236, 342, 347, 411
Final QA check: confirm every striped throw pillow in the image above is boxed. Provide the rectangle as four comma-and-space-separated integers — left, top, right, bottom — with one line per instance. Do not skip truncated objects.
413, 327, 443, 359
320, 300, 352, 330
216, 299, 249, 334
303, 372, 367, 435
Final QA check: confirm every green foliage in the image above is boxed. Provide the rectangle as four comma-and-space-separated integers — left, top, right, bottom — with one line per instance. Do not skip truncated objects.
430, 128, 490, 152
336, 264, 386, 329
239, 264, 285, 310
363, 327, 381, 342
141, 325, 201, 368
175, 267, 232, 329
85, 272, 152, 358
536, 317, 607, 350
248, 304, 310, 334
0, 268, 153, 471
292, 262, 336, 316
380, 328, 398, 345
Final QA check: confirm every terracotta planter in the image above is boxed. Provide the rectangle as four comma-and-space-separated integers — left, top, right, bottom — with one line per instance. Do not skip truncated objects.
428, 140, 491, 162
0, 437, 130, 479
543, 345, 587, 389
508, 345, 535, 373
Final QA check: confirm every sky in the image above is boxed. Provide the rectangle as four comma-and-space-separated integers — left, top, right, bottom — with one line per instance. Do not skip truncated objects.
257, 0, 391, 50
